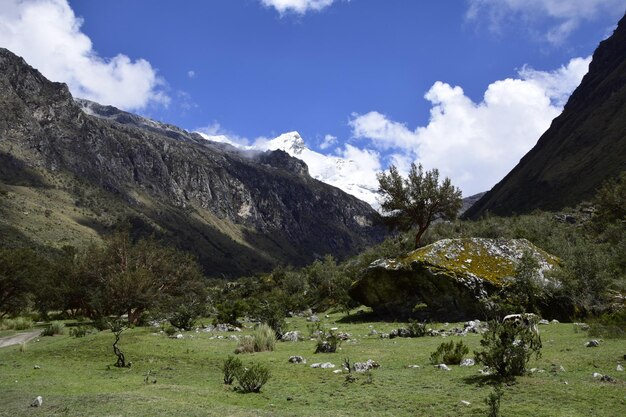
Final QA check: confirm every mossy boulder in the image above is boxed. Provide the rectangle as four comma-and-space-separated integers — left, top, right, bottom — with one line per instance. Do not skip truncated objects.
349, 238, 560, 320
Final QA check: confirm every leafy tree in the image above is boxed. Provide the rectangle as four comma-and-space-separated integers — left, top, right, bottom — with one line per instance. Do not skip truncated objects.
377, 163, 462, 248
0, 248, 43, 318
594, 171, 626, 225
83, 230, 207, 324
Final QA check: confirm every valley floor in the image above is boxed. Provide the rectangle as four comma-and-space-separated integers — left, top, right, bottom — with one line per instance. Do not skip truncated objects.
0, 312, 624, 417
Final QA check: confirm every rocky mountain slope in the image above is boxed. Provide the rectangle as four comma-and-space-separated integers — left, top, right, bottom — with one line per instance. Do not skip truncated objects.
0, 48, 385, 277
197, 130, 381, 208
464, 13, 626, 219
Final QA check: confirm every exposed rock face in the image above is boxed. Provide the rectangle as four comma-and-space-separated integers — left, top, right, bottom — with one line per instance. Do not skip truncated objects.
465, 14, 626, 218
0, 48, 385, 276
349, 238, 559, 320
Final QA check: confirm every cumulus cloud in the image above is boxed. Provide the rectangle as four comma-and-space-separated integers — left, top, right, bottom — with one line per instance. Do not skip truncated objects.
350, 56, 591, 196
260, 0, 338, 15
0, 0, 168, 110
187, 70, 196, 79
195, 122, 251, 147
466, 0, 626, 44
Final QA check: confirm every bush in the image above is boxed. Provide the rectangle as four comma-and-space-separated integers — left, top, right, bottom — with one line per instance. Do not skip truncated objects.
315, 330, 340, 353
474, 320, 542, 379
69, 325, 94, 338
407, 319, 426, 337
588, 309, 626, 339
0, 317, 33, 330
41, 321, 65, 336
235, 324, 276, 354
164, 325, 178, 337
429, 340, 469, 365
222, 356, 243, 385
485, 384, 503, 417
236, 363, 271, 393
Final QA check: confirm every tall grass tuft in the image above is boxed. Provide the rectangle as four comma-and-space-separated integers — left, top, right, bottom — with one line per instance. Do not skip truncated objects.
235, 323, 276, 354
41, 321, 65, 336
0, 317, 33, 330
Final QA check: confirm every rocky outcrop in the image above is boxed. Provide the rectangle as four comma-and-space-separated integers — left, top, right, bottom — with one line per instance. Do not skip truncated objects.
349, 238, 559, 320
465, 13, 626, 218
0, 48, 385, 276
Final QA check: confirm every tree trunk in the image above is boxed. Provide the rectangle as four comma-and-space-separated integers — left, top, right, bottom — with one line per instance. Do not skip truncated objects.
414, 225, 428, 248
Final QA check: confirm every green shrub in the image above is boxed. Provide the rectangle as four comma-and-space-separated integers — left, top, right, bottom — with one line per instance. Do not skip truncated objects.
41, 321, 65, 336
407, 319, 426, 337
314, 330, 340, 353
92, 317, 111, 331
475, 320, 542, 380
485, 384, 503, 417
429, 340, 469, 365
164, 325, 178, 337
588, 309, 626, 339
69, 325, 94, 338
0, 317, 33, 330
236, 363, 271, 393
222, 356, 243, 385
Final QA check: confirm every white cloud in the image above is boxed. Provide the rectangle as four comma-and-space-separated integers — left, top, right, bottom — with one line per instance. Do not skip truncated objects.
350, 56, 590, 196
467, 0, 626, 44
0, 0, 168, 110
260, 0, 338, 15
195, 122, 250, 147
319, 134, 337, 149
187, 70, 196, 79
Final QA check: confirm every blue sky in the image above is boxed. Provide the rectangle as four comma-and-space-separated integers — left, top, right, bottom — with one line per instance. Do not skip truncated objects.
1, 0, 625, 200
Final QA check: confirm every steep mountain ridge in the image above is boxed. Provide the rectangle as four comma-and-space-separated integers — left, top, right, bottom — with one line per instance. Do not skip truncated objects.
465, 14, 626, 218
0, 48, 384, 276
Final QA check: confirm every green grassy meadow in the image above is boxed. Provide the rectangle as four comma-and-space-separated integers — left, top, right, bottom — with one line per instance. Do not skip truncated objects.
0, 313, 624, 417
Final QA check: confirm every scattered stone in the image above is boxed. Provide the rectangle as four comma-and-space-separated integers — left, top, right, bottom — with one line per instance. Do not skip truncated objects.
436, 364, 451, 371
213, 323, 241, 332
353, 359, 380, 372
592, 372, 603, 378
459, 400, 471, 406
33, 365, 40, 369
288, 356, 306, 364
333, 369, 343, 374
379, 333, 390, 339
463, 320, 486, 334
310, 362, 336, 369
616, 364, 624, 372
460, 358, 475, 367
539, 319, 550, 325
600, 375, 616, 383
281, 331, 301, 342
586, 340, 600, 347
307, 315, 319, 322
336, 332, 351, 341
573, 322, 590, 331
175, 334, 183, 339
325, 315, 330, 318
479, 368, 491, 375
315, 341, 334, 353
30, 396, 42, 407
369, 329, 378, 335
407, 365, 420, 369
228, 335, 239, 341
551, 319, 560, 324
389, 328, 411, 339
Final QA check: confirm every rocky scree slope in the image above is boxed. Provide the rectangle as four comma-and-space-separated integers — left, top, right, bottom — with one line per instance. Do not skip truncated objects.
0, 48, 384, 276
465, 13, 626, 219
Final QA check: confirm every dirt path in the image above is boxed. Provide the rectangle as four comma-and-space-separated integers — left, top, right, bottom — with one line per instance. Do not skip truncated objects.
0, 330, 41, 348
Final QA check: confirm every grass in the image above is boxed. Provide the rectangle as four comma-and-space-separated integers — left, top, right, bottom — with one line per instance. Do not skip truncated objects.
0, 312, 625, 416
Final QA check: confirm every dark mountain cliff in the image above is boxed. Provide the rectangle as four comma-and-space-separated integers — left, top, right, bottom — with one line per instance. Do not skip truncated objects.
465, 14, 626, 219
0, 48, 384, 276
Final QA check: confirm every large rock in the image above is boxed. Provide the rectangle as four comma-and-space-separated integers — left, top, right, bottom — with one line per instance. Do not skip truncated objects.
349, 238, 559, 320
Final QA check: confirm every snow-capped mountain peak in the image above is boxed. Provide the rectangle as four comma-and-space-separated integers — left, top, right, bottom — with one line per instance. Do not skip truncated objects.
195, 129, 380, 208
